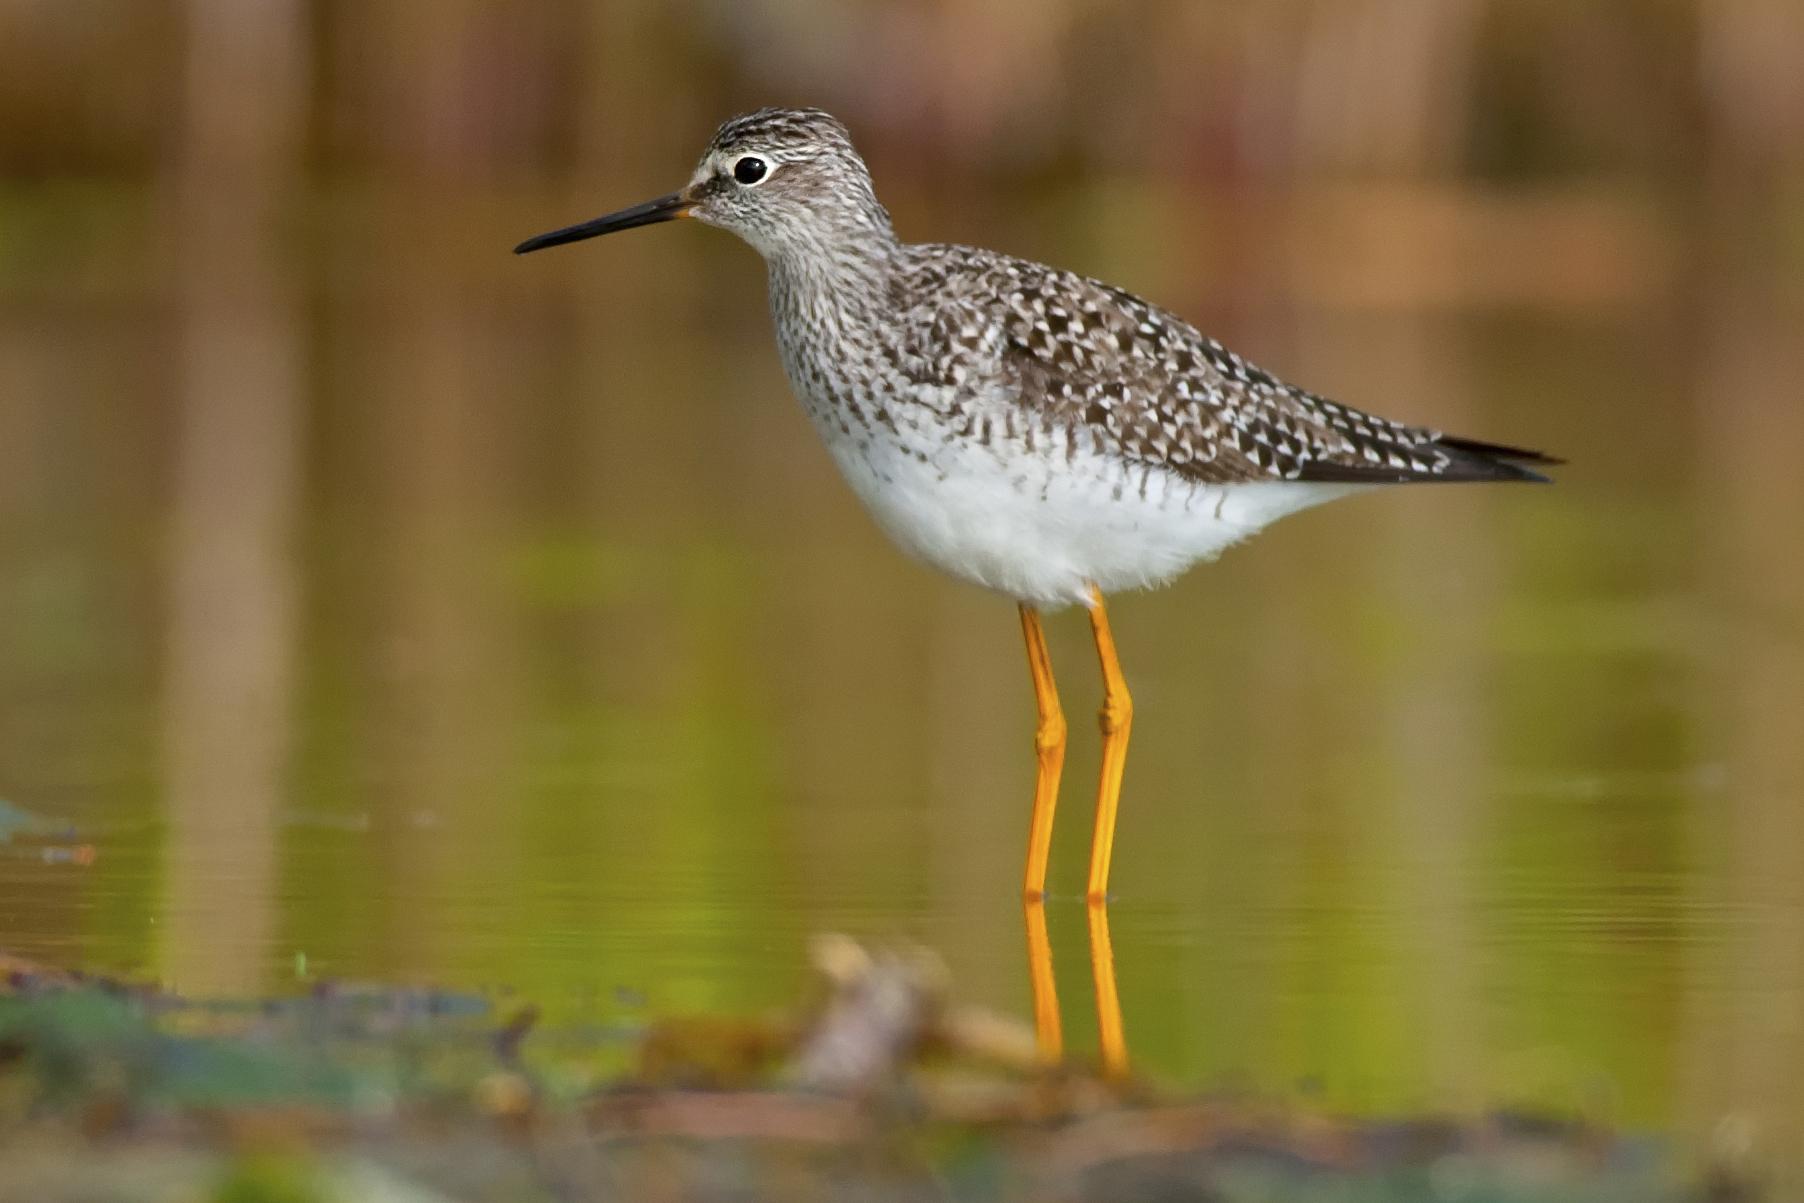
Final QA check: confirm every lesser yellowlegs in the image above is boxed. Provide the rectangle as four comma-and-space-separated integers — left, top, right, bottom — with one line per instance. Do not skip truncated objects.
515, 107, 1557, 903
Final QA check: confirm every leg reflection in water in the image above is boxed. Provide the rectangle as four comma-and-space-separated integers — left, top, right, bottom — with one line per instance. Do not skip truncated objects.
1023, 896, 1129, 1079
1087, 900, 1128, 1077
1024, 896, 1063, 1064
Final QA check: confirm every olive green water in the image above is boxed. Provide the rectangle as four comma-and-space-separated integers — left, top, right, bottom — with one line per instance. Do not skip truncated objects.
1, 187, 1801, 1160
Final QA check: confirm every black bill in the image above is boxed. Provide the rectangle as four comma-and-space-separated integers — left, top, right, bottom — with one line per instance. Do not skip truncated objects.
513, 192, 692, 255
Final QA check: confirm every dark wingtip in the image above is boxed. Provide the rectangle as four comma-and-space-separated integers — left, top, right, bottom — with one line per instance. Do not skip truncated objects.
1436, 436, 1562, 483
1492, 460, 1555, 484
1295, 436, 1562, 485
1435, 435, 1563, 469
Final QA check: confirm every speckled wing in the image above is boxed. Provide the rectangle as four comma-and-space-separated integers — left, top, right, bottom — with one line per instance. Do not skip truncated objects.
966, 253, 1552, 486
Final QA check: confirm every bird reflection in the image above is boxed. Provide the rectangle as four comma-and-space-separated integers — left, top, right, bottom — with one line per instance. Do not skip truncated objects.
1023, 896, 1129, 1079
1023, 896, 1063, 1063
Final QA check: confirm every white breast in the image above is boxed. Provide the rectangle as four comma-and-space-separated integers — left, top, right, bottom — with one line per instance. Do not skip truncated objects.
815, 415, 1361, 609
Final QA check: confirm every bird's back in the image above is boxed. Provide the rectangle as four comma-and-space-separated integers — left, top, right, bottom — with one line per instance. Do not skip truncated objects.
886, 242, 1553, 488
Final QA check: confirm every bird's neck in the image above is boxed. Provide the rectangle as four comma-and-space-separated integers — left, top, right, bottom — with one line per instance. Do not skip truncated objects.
767, 232, 899, 335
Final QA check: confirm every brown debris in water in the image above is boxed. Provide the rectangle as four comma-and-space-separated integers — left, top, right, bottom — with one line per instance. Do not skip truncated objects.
0, 939, 1739, 1202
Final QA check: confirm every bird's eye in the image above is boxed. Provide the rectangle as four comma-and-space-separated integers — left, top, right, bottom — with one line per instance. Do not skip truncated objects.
732, 156, 768, 185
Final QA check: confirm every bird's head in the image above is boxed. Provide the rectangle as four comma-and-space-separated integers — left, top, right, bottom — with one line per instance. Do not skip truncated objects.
514, 107, 894, 262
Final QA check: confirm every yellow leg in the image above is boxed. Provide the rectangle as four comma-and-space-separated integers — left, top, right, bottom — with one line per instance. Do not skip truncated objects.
1087, 899, 1129, 1079
1023, 896, 1063, 1064
1085, 587, 1133, 902
1019, 604, 1067, 900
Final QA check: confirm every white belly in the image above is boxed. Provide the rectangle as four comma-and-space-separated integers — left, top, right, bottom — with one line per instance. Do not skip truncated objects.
821, 428, 1360, 609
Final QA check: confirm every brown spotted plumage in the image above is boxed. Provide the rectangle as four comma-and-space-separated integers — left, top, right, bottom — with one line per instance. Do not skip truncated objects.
893, 243, 1553, 488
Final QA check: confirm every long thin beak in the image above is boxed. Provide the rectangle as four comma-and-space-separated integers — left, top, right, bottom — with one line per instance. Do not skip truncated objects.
513, 191, 692, 255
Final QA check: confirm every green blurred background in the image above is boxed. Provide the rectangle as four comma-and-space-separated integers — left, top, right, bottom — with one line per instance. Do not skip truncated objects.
2, 0, 1803, 1178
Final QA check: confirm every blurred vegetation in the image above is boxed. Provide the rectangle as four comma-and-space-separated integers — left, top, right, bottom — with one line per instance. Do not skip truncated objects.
1, 1, 1801, 193
0, 945, 1711, 1203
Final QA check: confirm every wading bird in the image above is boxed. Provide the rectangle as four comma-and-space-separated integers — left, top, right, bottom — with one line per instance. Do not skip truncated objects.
515, 107, 1556, 906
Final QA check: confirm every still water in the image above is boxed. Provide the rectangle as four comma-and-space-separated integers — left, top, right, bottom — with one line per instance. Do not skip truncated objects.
1, 186, 1801, 1161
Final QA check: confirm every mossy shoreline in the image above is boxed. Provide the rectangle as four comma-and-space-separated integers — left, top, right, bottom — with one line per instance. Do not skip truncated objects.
0, 948, 1731, 1203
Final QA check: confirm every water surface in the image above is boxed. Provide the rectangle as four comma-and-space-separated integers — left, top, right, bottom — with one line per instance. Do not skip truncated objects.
1, 186, 1800, 1167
